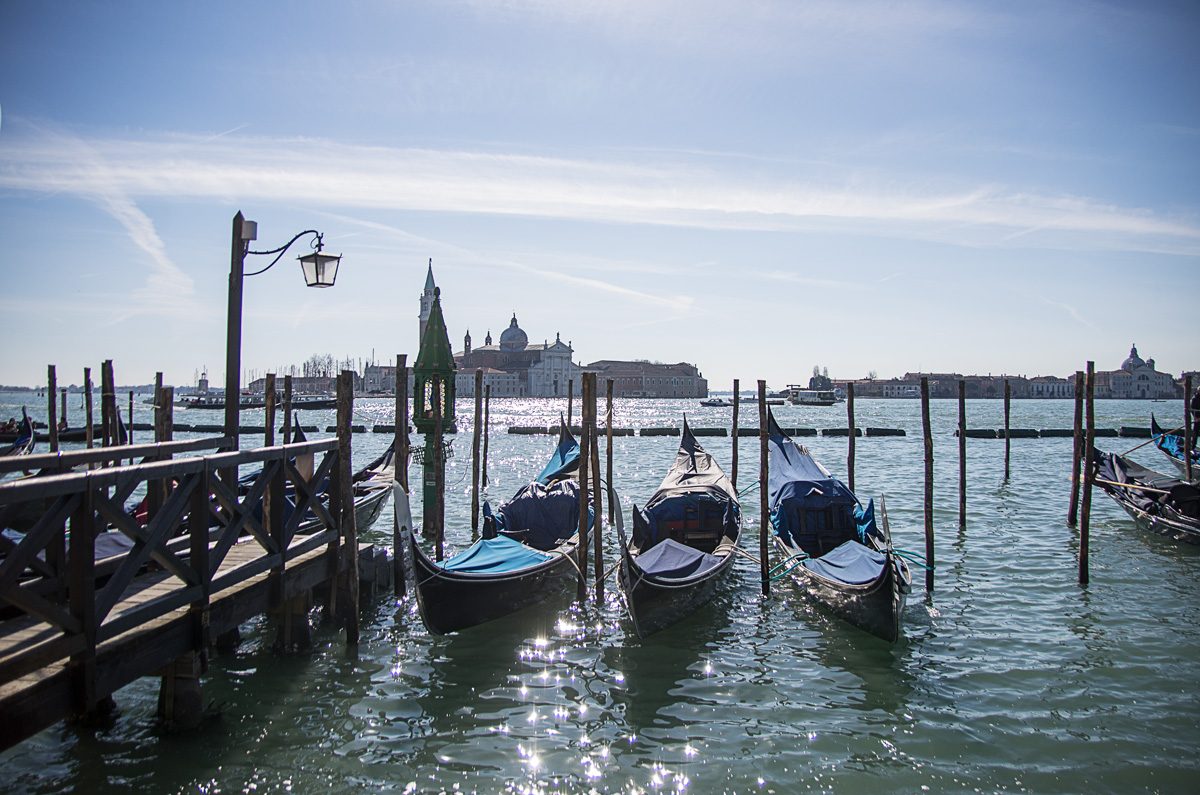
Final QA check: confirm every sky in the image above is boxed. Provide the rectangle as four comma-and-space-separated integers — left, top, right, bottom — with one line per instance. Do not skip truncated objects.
0, 0, 1197, 390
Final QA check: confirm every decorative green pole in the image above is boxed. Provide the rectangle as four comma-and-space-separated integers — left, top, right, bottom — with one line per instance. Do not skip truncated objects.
412, 287, 458, 542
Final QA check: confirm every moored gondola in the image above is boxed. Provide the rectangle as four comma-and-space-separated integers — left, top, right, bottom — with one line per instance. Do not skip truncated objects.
618, 418, 740, 638
0, 410, 35, 458
1092, 447, 1200, 545
767, 411, 910, 643
1150, 415, 1197, 480
397, 417, 589, 635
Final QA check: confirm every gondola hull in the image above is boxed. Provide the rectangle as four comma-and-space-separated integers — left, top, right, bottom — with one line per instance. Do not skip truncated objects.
619, 532, 735, 638
400, 526, 578, 635
775, 538, 910, 643
1110, 496, 1200, 545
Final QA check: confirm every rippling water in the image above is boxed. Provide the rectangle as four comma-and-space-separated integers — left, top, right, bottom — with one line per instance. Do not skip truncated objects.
2, 394, 1198, 793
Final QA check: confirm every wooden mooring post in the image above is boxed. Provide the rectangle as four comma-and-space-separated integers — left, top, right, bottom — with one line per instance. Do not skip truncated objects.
482, 384, 491, 489
47, 365, 59, 453
1004, 378, 1012, 481
958, 379, 966, 528
757, 380, 769, 596
1185, 375, 1194, 484
1079, 361, 1095, 585
472, 369, 483, 534
128, 390, 135, 453
921, 377, 935, 592
731, 378, 740, 489
394, 354, 409, 597
264, 374, 276, 447
283, 375, 294, 444
589, 374, 603, 605
847, 382, 856, 493
567, 378, 574, 428
576, 374, 591, 602
1067, 370, 1085, 526
606, 378, 614, 524
84, 367, 94, 450
337, 371, 360, 644
60, 385, 68, 430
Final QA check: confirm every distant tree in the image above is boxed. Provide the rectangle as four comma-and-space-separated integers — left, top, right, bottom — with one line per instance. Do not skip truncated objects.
867, 370, 878, 381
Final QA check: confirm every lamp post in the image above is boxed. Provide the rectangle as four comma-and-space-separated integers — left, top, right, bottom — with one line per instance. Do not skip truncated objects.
223, 211, 341, 466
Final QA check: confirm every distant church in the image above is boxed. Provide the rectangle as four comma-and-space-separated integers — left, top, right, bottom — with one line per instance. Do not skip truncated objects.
1096, 343, 1178, 399
417, 261, 581, 398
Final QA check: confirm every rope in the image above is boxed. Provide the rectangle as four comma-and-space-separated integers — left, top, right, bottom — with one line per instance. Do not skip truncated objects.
891, 548, 934, 570
737, 481, 759, 498
1121, 423, 1184, 457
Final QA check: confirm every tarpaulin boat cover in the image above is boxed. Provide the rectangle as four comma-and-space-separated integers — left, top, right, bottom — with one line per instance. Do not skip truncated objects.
1152, 415, 1200, 463
439, 535, 555, 574
801, 539, 886, 585
766, 412, 861, 552
633, 420, 740, 549
489, 478, 589, 551
535, 418, 581, 485
634, 538, 725, 579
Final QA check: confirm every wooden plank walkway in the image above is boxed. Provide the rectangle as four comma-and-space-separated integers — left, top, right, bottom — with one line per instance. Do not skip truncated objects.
0, 530, 369, 749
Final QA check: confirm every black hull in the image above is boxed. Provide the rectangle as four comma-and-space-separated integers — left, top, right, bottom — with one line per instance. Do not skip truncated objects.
618, 533, 735, 638
775, 538, 910, 643
401, 529, 578, 635
1109, 490, 1200, 546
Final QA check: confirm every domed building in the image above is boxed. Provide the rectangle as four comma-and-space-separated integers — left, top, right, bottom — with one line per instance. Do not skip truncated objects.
457, 314, 580, 398
1096, 343, 1178, 399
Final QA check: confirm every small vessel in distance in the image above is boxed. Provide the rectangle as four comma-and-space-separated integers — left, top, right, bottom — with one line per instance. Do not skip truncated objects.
699, 397, 733, 407
175, 393, 338, 410
786, 387, 838, 406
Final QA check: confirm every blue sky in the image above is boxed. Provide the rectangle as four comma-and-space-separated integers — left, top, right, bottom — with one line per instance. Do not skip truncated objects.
1, 0, 1197, 389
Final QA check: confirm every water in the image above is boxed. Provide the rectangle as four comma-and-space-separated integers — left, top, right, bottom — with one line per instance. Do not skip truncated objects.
1, 392, 1197, 793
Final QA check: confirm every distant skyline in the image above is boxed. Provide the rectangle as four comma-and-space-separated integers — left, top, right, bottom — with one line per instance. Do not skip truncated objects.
1, 1, 1197, 389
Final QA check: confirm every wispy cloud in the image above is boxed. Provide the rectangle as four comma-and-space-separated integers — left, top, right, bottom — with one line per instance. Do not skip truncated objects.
11, 125, 199, 320
2, 130, 1198, 257
1039, 295, 1099, 332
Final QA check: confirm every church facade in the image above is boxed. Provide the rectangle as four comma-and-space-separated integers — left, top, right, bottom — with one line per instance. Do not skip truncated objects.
455, 316, 581, 398
1096, 344, 1178, 399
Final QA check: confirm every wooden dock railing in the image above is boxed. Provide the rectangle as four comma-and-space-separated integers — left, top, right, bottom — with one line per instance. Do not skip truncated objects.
0, 436, 351, 749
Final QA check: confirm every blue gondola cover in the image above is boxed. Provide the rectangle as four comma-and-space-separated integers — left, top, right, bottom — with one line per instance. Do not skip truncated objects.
440, 535, 555, 574
635, 538, 724, 579
801, 540, 886, 585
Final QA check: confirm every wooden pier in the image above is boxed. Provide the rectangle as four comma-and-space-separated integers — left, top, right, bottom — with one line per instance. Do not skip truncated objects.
0, 430, 382, 750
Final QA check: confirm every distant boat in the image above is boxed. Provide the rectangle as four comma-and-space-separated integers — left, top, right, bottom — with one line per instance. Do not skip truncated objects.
786, 388, 838, 407
176, 394, 337, 411
699, 397, 733, 407
736, 396, 785, 405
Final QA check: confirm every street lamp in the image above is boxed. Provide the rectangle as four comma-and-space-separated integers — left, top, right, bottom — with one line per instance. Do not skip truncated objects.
224, 211, 342, 458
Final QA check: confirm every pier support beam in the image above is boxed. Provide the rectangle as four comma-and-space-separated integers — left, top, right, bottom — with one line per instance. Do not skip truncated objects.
273, 592, 314, 652
157, 651, 204, 730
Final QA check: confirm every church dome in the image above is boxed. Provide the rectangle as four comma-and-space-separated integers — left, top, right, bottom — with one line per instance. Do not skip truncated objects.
499, 314, 528, 351
1121, 344, 1146, 372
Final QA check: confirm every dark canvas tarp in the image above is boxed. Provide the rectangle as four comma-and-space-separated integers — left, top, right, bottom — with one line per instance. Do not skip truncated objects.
766, 411, 860, 551
633, 420, 740, 549
635, 537, 724, 579
801, 539, 886, 585
535, 418, 580, 485
1095, 448, 1200, 521
489, 478, 588, 550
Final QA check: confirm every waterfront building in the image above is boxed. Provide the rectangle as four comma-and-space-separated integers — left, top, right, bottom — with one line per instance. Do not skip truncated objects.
586, 360, 708, 398
455, 318, 581, 398
1028, 375, 1074, 398
1095, 344, 1178, 399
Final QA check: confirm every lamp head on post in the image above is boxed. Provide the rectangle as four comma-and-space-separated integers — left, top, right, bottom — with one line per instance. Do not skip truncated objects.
299, 234, 341, 288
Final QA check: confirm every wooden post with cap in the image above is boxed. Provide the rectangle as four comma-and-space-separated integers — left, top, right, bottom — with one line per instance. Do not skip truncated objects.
757, 380, 769, 596
1079, 361, 1095, 585
921, 377, 935, 592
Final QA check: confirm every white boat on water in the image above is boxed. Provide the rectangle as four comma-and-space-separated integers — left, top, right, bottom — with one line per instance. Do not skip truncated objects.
699, 397, 734, 407
786, 388, 838, 406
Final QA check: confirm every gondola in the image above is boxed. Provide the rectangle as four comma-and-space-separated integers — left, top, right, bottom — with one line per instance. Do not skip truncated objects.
766, 411, 910, 642
1092, 448, 1200, 545
0, 409, 35, 457
617, 418, 740, 637
397, 417, 589, 635
1150, 415, 1198, 480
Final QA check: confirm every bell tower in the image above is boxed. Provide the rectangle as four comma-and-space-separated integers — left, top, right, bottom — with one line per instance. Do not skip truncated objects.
419, 258, 436, 346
